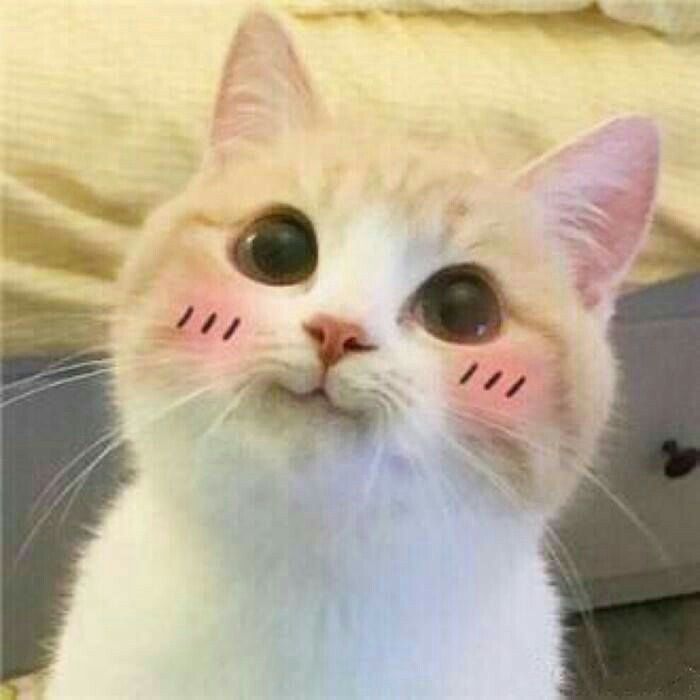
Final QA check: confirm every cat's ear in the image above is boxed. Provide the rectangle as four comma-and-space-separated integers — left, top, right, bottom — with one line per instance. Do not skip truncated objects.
516, 116, 660, 311
210, 10, 320, 151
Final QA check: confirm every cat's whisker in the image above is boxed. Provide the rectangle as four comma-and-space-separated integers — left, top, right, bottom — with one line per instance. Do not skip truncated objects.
14, 378, 224, 569
566, 466, 671, 568
0, 347, 115, 395
28, 428, 121, 522
332, 400, 389, 546
378, 386, 539, 520
372, 378, 610, 687
57, 437, 127, 529
1, 352, 179, 410
1, 367, 116, 409
1, 358, 114, 397
410, 451, 462, 544
541, 526, 608, 681
468, 416, 672, 580
366, 370, 417, 410
419, 399, 658, 684
437, 422, 609, 685
52, 362, 206, 523
388, 392, 486, 536
200, 371, 271, 438
416, 405, 525, 509
444, 405, 671, 568
13, 354, 195, 532
337, 381, 455, 534
13, 433, 127, 570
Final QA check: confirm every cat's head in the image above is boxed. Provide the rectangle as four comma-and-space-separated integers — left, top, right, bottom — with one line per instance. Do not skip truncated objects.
112, 10, 659, 516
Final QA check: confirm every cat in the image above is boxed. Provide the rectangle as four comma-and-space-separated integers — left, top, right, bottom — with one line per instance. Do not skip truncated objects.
45, 8, 659, 699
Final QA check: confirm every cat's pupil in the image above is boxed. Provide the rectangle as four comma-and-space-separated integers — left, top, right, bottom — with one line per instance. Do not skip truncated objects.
417, 268, 500, 343
234, 210, 317, 285
440, 281, 486, 333
251, 219, 311, 276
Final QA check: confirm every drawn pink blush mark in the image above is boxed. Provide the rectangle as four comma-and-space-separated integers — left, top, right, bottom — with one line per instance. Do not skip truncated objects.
162, 276, 259, 372
446, 339, 557, 430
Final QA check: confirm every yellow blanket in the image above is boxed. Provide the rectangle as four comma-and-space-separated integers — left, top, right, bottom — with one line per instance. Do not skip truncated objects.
2, 1, 699, 357
286, 0, 700, 36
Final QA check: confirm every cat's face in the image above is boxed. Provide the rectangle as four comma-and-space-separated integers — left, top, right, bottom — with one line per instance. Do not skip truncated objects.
112, 11, 658, 516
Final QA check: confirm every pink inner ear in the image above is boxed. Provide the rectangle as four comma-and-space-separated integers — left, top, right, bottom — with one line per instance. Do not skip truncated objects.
210, 10, 318, 150
520, 117, 660, 308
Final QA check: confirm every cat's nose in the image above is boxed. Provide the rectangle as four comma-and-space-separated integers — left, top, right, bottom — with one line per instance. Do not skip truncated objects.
303, 313, 376, 368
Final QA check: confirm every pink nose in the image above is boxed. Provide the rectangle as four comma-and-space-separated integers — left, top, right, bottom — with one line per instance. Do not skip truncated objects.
303, 313, 375, 368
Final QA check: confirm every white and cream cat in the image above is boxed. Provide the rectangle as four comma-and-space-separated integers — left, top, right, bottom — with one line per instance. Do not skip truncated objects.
46, 9, 659, 699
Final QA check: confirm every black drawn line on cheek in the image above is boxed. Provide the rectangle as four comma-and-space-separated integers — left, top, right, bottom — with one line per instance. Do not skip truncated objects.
459, 362, 479, 384
177, 306, 194, 328
201, 312, 217, 334
175, 305, 243, 344
484, 371, 503, 390
458, 360, 527, 400
223, 317, 241, 341
505, 376, 526, 398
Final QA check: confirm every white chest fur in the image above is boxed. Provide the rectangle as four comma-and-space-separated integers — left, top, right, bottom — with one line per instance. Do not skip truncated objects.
47, 428, 564, 699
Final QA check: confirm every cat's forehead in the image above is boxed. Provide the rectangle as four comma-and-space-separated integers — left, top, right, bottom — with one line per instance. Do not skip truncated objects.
196, 125, 503, 262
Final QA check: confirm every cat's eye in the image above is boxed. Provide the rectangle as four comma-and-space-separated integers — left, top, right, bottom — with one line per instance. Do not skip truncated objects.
414, 266, 501, 343
232, 207, 317, 286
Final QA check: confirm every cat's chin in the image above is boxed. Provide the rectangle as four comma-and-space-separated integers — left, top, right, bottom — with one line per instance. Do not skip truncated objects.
267, 382, 361, 421
285, 386, 342, 411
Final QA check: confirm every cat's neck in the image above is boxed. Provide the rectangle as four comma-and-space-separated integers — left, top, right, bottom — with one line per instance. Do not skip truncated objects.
134, 423, 546, 590
108, 442, 557, 699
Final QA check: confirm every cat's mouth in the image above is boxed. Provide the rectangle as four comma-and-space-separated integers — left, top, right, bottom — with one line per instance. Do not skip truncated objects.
286, 386, 350, 414
300, 387, 331, 402
273, 383, 361, 419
